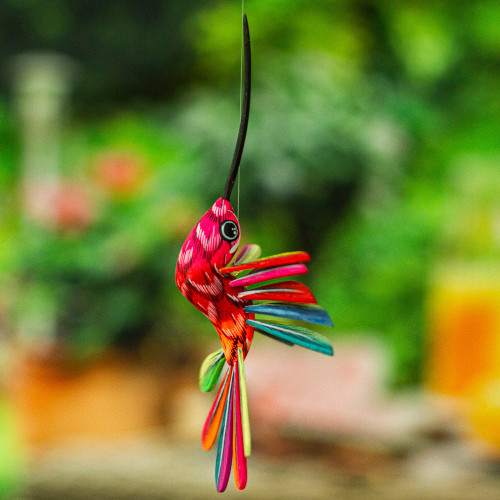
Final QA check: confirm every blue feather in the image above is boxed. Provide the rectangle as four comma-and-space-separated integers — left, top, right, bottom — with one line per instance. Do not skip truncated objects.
244, 303, 333, 326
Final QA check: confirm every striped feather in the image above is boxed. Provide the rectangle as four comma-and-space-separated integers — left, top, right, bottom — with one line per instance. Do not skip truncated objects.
230, 263, 308, 288
232, 361, 247, 490
215, 370, 234, 492
199, 349, 225, 392
202, 370, 230, 451
221, 250, 309, 274
248, 319, 333, 356
238, 280, 318, 304
244, 303, 333, 326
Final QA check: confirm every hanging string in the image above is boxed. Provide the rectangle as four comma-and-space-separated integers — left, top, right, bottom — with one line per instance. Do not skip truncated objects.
237, 0, 245, 218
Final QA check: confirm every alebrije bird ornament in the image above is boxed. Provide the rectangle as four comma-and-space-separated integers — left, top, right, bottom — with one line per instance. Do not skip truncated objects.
175, 15, 333, 492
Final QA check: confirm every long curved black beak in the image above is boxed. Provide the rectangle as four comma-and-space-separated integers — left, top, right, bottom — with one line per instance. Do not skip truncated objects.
222, 14, 251, 202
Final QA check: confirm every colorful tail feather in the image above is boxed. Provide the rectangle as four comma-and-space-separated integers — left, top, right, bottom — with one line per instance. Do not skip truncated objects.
201, 348, 250, 492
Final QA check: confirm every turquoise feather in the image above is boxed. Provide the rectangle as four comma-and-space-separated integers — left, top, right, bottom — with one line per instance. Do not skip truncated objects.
247, 319, 333, 356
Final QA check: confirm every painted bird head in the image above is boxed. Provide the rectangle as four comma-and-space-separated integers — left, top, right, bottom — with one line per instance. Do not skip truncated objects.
177, 197, 241, 273
176, 15, 251, 284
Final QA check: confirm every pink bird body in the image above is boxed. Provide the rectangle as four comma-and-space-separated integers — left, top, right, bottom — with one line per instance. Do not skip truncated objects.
175, 16, 333, 492
175, 197, 254, 364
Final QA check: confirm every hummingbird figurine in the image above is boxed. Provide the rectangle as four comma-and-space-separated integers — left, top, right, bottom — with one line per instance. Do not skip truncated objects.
175, 15, 333, 492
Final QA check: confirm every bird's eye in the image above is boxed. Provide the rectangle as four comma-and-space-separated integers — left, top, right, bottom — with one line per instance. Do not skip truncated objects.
220, 220, 239, 242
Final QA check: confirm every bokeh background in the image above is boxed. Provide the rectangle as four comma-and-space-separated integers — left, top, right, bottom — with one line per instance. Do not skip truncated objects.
0, 1, 499, 498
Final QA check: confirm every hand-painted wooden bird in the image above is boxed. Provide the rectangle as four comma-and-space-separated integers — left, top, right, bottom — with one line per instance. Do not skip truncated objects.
175, 15, 333, 492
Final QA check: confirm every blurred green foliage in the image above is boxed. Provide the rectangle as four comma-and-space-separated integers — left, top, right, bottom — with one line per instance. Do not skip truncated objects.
0, 1, 498, 385
6, 114, 224, 363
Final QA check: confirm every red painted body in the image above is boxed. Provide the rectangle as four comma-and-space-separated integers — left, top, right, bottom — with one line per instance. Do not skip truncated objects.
175, 197, 254, 364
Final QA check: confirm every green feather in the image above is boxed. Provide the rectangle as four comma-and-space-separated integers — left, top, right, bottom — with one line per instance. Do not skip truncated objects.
199, 349, 225, 392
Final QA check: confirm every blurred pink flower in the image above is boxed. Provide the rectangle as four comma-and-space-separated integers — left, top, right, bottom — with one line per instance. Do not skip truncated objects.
25, 181, 95, 233
53, 183, 94, 232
